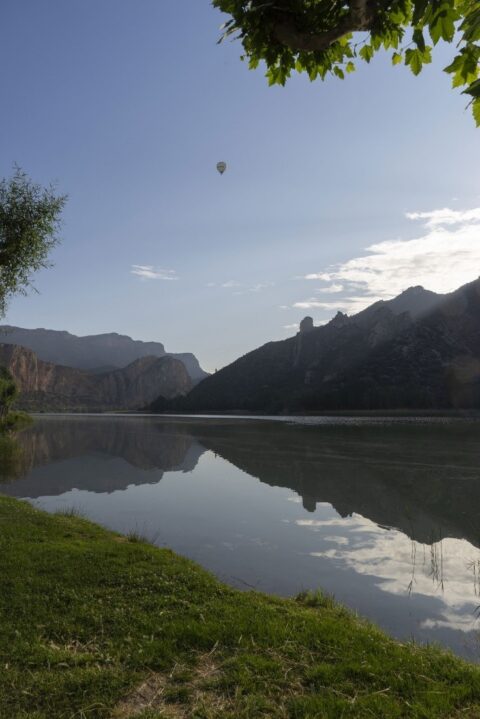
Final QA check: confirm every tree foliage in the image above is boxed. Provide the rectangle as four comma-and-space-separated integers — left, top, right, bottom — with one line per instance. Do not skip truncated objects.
0, 169, 67, 318
0, 367, 18, 420
214, 0, 480, 124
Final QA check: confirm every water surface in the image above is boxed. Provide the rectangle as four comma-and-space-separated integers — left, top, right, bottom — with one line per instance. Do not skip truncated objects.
1, 414, 480, 660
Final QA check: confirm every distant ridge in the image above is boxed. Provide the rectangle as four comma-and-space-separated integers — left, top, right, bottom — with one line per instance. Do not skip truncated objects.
0, 343, 193, 411
0, 326, 208, 383
154, 279, 480, 412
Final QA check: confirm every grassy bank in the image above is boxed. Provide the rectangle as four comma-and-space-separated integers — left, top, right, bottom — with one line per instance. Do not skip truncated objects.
1, 497, 480, 719
0, 410, 32, 434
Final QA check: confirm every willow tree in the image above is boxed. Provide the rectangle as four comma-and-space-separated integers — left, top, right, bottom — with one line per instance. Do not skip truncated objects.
0, 169, 67, 318
214, 0, 480, 124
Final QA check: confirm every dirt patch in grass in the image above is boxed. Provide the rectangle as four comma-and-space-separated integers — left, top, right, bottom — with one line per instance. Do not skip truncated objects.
112, 652, 228, 718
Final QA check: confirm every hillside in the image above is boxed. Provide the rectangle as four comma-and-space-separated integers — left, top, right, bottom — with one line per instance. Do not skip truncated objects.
158, 279, 480, 412
0, 344, 192, 411
0, 326, 208, 383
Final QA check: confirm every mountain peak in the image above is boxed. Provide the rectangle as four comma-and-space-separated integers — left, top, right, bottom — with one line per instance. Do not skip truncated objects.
401, 285, 426, 294
330, 311, 349, 328
385, 285, 442, 319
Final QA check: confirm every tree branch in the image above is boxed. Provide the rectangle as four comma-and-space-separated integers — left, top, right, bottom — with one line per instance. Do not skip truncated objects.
271, 0, 375, 52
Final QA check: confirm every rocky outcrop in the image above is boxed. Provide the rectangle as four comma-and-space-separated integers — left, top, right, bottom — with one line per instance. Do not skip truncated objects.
299, 316, 314, 334
0, 344, 192, 411
0, 326, 208, 383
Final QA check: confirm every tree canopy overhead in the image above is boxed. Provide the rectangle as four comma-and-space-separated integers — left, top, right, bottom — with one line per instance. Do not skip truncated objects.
214, 0, 480, 124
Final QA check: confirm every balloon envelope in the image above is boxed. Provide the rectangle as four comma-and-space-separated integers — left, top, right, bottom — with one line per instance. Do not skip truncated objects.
216, 162, 227, 175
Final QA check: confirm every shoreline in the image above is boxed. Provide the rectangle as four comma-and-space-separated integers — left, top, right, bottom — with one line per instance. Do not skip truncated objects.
26, 409, 480, 430
1, 495, 480, 718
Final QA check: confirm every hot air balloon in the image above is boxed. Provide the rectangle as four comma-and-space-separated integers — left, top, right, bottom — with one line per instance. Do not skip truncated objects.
216, 161, 227, 175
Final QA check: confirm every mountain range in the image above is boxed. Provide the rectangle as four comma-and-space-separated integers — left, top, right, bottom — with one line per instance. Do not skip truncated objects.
0, 343, 192, 411
2, 278, 479, 413
0, 326, 207, 382
152, 278, 480, 412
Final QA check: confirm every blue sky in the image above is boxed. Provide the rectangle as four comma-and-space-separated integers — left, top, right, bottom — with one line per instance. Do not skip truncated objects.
1, 0, 479, 371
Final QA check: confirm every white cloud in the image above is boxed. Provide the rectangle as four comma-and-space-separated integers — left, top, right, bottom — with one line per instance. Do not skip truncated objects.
296, 513, 480, 633
314, 283, 344, 294
295, 206, 480, 316
249, 282, 274, 292
406, 207, 480, 228
215, 280, 274, 295
221, 280, 243, 288
131, 265, 178, 281
293, 298, 357, 312
284, 323, 300, 331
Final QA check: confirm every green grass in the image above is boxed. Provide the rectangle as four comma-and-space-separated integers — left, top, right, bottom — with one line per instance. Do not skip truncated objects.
0, 410, 32, 433
1, 496, 480, 719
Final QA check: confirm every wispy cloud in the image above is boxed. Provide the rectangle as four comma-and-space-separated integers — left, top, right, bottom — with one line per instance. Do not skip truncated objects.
293, 299, 356, 312
208, 280, 274, 294
314, 283, 344, 294
131, 265, 178, 281
221, 280, 243, 288
249, 282, 273, 293
405, 207, 480, 228
295, 207, 480, 316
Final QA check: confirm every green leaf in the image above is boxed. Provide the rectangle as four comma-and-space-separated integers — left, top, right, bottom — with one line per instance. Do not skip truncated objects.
346, 61, 356, 73
429, 9, 457, 45
460, 7, 480, 42
359, 45, 374, 63
266, 67, 279, 86
405, 48, 423, 75
422, 46, 432, 64
333, 66, 345, 79
473, 98, 480, 126
392, 52, 403, 65
445, 48, 480, 88
463, 78, 480, 97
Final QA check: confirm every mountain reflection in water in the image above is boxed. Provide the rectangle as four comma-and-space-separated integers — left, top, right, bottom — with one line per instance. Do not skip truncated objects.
1, 414, 480, 660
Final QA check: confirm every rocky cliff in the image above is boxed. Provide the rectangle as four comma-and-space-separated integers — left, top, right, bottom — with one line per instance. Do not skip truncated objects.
0, 326, 208, 383
157, 279, 480, 412
0, 344, 192, 411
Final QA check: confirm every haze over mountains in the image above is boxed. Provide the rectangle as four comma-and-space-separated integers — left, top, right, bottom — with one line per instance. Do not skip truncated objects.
154, 278, 480, 412
0, 326, 207, 382
0, 327, 207, 411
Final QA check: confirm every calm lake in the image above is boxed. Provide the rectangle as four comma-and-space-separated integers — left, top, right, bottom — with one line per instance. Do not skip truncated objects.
1, 414, 480, 660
